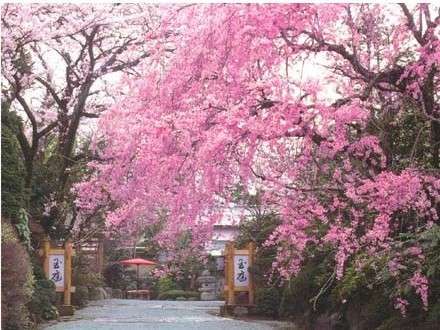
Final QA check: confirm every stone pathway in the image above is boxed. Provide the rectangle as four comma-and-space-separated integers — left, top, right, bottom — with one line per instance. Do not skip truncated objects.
43, 299, 295, 330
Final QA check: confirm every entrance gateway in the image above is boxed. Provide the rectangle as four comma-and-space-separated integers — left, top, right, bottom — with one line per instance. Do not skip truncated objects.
41, 237, 74, 316
221, 242, 256, 316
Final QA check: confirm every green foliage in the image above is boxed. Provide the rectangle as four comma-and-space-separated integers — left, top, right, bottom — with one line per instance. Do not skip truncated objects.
235, 188, 281, 287
73, 252, 105, 288
71, 252, 105, 307
157, 276, 180, 293
165, 230, 206, 291
236, 213, 280, 248
103, 236, 132, 263
385, 105, 432, 170
330, 233, 440, 330
138, 220, 165, 259
2, 216, 19, 243
72, 286, 89, 308
232, 184, 440, 329
420, 225, 440, 278
332, 253, 388, 302
140, 274, 156, 290
28, 256, 58, 321
103, 263, 128, 289
29, 278, 58, 321
75, 271, 104, 288
279, 250, 334, 322
16, 208, 31, 248
158, 290, 200, 300
1, 106, 26, 221
126, 280, 138, 291
255, 287, 281, 318
12, 48, 33, 75
427, 301, 440, 323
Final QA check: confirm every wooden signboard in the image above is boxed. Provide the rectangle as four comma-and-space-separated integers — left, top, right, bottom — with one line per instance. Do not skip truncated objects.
41, 237, 74, 314
48, 253, 65, 290
224, 242, 255, 306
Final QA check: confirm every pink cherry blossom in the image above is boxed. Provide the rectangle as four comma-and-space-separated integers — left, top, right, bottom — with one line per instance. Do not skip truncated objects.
73, 4, 440, 312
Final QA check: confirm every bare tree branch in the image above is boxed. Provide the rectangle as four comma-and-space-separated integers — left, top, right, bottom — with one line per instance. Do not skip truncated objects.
399, 3, 425, 45
35, 77, 64, 109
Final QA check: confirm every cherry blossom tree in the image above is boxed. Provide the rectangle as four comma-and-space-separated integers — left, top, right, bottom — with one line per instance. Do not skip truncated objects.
1, 3, 165, 234
77, 4, 439, 312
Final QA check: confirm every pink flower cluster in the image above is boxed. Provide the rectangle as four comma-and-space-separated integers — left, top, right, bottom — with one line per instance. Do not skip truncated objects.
410, 272, 429, 310
72, 4, 440, 313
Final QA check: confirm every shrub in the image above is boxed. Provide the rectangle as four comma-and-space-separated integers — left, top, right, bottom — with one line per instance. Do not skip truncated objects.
29, 258, 58, 322
1, 107, 25, 221
1, 219, 34, 329
138, 276, 154, 290
256, 287, 281, 318
157, 276, 179, 293
75, 272, 105, 288
158, 290, 200, 300
73, 252, 104, 289
278, 249, 335, 327
72, 286, 89, 308
103, 263, 127, 289
427, 301, 440, 324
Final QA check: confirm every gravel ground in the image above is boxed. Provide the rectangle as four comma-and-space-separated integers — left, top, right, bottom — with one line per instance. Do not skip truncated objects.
42, 299, 294, 330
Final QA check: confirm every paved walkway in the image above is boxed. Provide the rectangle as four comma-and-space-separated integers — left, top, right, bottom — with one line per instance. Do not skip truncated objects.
43, 299, 292, 330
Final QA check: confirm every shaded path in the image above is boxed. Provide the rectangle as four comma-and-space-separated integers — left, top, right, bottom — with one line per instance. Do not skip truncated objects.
43, 299, 290, 330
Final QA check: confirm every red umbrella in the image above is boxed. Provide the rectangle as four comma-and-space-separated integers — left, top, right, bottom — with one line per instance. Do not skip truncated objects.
119, 258, 156, 290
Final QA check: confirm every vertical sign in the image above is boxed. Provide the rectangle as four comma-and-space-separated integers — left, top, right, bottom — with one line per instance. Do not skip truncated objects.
41, 238, 74, 314
49, 254, 65, 289
224, 242, 255, 307
233, 255, 249, 287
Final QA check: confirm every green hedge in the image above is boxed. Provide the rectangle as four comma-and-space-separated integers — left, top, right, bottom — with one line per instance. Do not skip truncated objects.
157, 277, 179, 293
29, 257, 58, 321
72, 286, 89, 308
1, 106, 26, 221
158, 290, 200, 300
256, 287, 281, 318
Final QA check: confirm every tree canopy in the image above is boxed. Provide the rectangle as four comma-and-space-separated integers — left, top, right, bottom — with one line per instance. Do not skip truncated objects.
76, 4, 440, 314
3, 3, 439, 315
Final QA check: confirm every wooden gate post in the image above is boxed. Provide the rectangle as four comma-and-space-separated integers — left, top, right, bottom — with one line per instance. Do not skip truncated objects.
226, 242, 235, 305
40, 237, 74, 315
248, 242, 256, 305
64, 238, 73, 306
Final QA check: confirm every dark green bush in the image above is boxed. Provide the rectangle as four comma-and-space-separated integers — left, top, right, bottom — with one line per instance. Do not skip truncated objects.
1, 107, 26, 221
278, 249, 335, 328
256, 287, 281, 318
72, 286, 89, 308
427, 301, 440, 324
75, 272, 104, 288
138, 276, 155, 290
126, 281, 138, 291
28, 259, 58, 322
73, 252, 104, 289
157, 276, 179, 293
103, 263, 127, 289
158, 290, 200, 300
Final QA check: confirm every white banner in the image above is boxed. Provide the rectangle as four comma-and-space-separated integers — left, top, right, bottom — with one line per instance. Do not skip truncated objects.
48, 254, 64, 288
234, 255, 249, 287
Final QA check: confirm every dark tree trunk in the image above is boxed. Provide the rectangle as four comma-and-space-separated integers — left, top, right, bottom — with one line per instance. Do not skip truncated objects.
431, 122, 440, 169
422, 69, 439, 168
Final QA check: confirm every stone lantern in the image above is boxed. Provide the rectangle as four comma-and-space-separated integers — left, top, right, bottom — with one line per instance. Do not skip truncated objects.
197, 270, 217, 301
